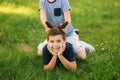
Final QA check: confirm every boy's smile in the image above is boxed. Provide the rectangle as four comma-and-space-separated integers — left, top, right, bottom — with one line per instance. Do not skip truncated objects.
48, 35, 66, 53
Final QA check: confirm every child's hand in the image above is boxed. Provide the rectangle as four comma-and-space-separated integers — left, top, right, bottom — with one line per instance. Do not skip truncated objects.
61, 28, 67, 33
58, 43, 66, 56
45, 27, 51, 33
47, 45, 56, 56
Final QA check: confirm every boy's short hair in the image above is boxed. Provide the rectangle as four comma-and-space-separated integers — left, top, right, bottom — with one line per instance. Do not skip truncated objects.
47, 27, 66, 41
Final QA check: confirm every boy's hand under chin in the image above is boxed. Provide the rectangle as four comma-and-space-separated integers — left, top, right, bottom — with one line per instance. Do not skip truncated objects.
58, 43, 66, 56
47, 43, 66, 56
47, 45, 56, 56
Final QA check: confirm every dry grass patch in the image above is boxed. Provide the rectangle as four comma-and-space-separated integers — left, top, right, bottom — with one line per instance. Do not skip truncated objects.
16, 42, 33, 54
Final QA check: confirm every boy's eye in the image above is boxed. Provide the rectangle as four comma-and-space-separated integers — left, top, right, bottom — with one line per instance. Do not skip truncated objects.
57, 40, 61, 43
50, 40, 54, 43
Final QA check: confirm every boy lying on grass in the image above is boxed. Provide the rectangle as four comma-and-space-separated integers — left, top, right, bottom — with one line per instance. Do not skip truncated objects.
42, 22, 77, 71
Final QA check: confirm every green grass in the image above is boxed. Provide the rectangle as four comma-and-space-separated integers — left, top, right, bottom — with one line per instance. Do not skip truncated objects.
0, 0, 120, 80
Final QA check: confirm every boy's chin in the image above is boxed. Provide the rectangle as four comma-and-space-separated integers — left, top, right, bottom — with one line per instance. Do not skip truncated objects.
52, 49, 60, 54
53, 51, 59, 54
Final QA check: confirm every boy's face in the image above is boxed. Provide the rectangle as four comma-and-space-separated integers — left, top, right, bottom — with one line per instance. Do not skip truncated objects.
48, 35, 66, 53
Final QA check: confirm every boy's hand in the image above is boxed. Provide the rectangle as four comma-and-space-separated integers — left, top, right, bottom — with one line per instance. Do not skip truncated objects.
45, 27, 51, 33
61, 28, 67, 33
58, 43, 66, 56
47, 45, 56, 56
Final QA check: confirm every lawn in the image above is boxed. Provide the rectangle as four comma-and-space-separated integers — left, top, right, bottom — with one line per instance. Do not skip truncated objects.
0, 0, 120, 80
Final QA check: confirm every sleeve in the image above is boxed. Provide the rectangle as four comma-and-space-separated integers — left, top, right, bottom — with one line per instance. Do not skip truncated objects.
42, 45, 52, 65
66, 43, 76, 62
39, 0, 45, 10
61, 0, 71, 12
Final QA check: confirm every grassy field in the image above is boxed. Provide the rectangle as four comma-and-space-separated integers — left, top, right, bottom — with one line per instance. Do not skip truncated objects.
0, 0, 120, 80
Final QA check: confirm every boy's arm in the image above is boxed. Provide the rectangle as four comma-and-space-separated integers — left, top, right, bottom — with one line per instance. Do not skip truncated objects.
62, 10, 71, 33
63, 10, 71, 27
57, 43, 77, 71
58, 55, 77, 71
43, 55, 57, 71
40, 9, 50, 32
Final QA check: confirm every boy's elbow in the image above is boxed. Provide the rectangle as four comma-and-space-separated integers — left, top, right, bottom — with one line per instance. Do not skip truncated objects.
71, 66, 77, 71
43, 66, 54, 71
68, 66, 77, 72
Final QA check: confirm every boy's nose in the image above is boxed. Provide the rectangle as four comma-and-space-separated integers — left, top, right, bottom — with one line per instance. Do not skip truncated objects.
53, 42, 58, 47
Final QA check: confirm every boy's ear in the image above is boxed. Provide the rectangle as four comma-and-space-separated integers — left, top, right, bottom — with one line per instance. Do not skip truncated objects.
58, 22, 68, 29
64, 39, 67, 43
46, 21, 54, 28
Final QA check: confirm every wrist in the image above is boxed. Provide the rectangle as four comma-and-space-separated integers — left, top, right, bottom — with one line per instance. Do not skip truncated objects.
52, 55, 57, 60
57, 54, 63, 58
52, 53, 57, 56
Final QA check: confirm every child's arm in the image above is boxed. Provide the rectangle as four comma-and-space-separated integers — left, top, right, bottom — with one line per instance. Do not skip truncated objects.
64, 10, 71, 27
43, 55, 57, 71
58, 55, 77, 71
57, 44, 77, 71
40, 9, 50, 32
43, 45, 57, 71
62, 10, 71, 33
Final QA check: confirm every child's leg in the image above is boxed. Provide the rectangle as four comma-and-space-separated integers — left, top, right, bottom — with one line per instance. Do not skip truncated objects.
37, 39, 47, 56
38, 50, 42, 56
75, 47, 86, 60
74, 29, 95, 53
79, 41, 95, 53
66, 32, 87, 59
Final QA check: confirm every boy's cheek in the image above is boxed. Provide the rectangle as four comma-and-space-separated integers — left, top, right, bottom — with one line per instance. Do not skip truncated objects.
48, 43, 52, 48
59, 43, 63, 47
62, 42, 66, 45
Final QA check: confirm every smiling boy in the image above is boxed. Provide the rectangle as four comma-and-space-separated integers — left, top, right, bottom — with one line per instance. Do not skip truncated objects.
42, 22, 77, 71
